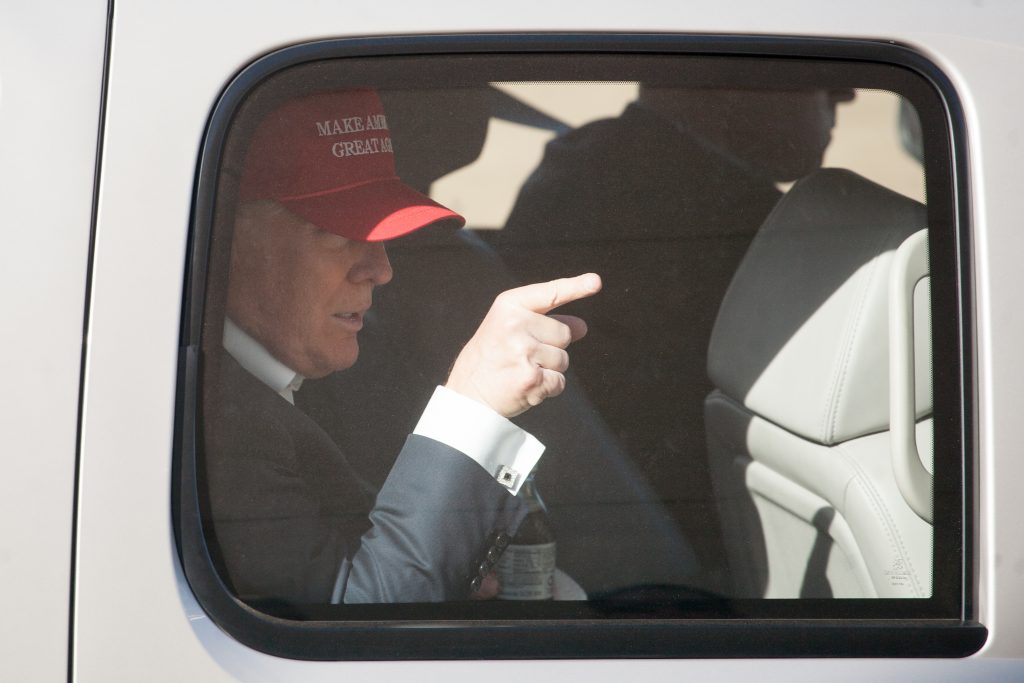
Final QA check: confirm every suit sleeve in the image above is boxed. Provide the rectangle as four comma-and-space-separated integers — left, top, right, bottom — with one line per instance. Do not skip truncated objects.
337, 434, 528, 603
203, 353, 529, 605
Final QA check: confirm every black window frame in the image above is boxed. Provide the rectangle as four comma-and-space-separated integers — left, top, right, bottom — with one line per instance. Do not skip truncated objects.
174, 32, 982, 660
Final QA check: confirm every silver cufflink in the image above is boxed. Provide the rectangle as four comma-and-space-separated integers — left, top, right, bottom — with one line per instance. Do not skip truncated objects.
496, 465, 520, 490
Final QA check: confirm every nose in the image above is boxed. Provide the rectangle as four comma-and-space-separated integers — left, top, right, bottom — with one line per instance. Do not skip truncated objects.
350, 241, 393, 286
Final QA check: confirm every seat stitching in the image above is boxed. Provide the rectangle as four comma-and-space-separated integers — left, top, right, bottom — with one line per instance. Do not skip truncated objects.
834, 442, 924, 596
822, 219, 906, 444
821, 251, 881, 443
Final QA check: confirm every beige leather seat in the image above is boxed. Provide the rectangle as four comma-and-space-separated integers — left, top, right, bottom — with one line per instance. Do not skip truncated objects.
705, 168, 934, 598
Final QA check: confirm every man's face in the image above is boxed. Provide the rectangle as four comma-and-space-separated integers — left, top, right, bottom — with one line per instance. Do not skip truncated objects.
725, 88, 856, 182
226, 201, 394, 379
641, 86, 855, 182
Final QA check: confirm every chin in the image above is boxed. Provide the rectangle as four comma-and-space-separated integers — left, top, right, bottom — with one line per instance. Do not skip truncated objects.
318, 344, 360, 378
295, 345, 359, 379
766, 153, 827, 183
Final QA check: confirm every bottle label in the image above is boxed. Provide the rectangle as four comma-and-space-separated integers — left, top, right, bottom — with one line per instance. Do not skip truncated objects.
496, 542, 556, 600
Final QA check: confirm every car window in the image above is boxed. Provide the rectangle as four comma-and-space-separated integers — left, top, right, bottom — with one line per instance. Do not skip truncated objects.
177, 41, 976, 659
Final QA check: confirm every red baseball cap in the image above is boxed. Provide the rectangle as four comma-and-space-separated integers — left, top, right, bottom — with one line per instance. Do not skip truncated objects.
237, 88, 465, 241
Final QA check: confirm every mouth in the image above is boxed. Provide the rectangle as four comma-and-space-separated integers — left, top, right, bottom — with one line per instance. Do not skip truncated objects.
332, 311, 365, 329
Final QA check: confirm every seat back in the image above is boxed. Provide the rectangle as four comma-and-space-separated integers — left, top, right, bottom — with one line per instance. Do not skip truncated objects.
705, 168, 933, 598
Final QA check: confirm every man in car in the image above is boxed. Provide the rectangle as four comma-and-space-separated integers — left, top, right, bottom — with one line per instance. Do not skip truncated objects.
200, 88, 601, 605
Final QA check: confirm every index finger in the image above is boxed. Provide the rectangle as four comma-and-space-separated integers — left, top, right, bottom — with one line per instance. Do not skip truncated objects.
508, 273, 603, 314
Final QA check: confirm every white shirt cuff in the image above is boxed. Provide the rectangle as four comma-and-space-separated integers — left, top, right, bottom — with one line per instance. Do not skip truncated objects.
412, 386, 545, 496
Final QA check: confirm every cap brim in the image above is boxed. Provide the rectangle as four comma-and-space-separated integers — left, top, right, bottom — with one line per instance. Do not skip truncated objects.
280, 178, 465, 242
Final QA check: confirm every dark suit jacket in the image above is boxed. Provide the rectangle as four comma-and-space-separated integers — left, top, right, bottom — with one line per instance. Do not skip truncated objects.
199, 350, 527, 605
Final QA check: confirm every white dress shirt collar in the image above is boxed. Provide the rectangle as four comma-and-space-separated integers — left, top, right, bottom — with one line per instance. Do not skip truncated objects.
222, 318, 304, 404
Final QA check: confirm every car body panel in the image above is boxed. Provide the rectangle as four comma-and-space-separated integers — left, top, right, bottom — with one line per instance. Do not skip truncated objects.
3, 0, 1023, 680
0, 4, 107, 682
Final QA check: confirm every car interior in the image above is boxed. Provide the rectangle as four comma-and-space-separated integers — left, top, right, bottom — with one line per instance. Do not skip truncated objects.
197, 64, 941, 612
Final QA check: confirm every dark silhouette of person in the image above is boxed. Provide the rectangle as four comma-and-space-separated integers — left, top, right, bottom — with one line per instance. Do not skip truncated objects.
496, 85, 853, 592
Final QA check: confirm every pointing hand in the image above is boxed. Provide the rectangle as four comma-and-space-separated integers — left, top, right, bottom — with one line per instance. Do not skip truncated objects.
446, 273, 602, 418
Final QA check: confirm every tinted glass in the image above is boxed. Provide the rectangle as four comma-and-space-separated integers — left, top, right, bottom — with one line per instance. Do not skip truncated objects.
179, 46, 971, 657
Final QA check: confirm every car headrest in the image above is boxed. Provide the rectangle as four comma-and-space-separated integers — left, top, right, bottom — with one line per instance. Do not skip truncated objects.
707, 168, 932, 445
